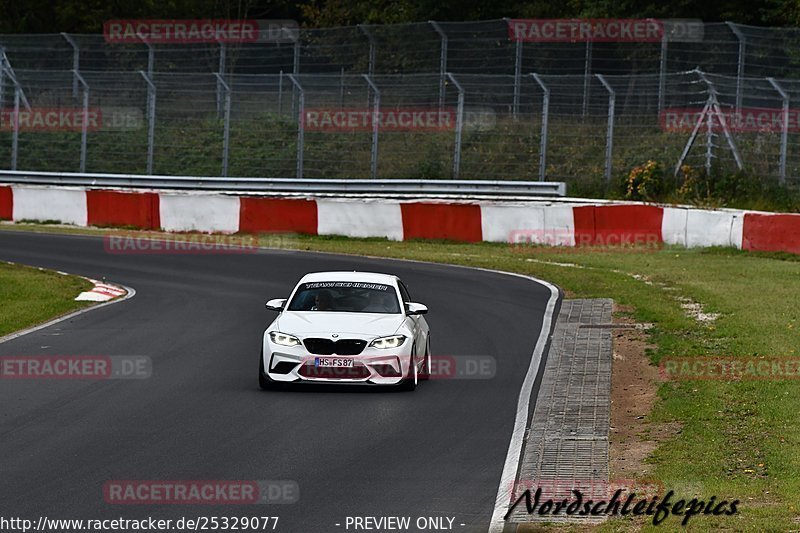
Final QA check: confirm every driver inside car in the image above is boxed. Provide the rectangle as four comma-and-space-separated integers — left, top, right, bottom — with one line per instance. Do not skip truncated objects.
362, 291, 390, 313
312, 290, 334, 311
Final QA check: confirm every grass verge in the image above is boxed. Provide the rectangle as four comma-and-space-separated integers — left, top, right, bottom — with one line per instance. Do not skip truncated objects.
2, 222, 799, 530
0, 261, 94, 338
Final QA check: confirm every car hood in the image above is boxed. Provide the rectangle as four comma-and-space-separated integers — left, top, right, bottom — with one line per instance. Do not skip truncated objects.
276, 311, 405, 338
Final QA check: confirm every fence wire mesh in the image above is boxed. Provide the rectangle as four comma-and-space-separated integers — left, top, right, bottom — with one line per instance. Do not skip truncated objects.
2, 20, 800, 189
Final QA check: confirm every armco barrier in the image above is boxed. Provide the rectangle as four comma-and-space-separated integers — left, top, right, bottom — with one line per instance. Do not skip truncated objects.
1, 185, 797, 255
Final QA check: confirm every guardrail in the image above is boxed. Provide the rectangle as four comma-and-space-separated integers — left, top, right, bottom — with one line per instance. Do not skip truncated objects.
0, 170, 567, 198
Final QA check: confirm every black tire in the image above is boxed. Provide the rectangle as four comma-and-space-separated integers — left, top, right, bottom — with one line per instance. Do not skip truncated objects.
419, 337, 431, 381
258, 349, 276, 390
399, 345, 418, 391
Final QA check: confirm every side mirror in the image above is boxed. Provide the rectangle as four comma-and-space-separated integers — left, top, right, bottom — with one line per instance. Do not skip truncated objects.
406, 302, 428, 316
266, 298, 287, 312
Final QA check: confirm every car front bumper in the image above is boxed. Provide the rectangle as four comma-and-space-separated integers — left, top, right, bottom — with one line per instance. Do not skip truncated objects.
263, 340, 413, 385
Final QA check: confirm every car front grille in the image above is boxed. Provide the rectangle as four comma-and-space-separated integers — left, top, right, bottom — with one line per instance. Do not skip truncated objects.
303, 338, 367, 356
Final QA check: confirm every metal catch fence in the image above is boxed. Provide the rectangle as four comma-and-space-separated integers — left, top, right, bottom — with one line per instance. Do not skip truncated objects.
2, 20, 800, 189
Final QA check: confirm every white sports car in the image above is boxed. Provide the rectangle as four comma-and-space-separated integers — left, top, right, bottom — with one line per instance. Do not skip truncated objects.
259, 271, 431, 390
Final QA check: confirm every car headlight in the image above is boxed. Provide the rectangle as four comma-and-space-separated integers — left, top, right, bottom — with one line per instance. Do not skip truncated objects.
369, 335, 406, 349
269, 331, 301, 347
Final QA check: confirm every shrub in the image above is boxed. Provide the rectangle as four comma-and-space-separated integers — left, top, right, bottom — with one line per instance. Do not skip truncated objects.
625, 160, 664, 201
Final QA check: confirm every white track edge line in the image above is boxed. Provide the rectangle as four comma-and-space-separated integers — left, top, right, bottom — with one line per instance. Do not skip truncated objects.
0, 279, 136, 345
485, 270, 559, 533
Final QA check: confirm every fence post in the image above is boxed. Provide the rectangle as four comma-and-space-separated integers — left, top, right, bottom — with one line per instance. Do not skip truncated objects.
61, 33, 80, 98
674, 96, 711, 177
278, 70, 283, 115
1, 57, 30, 171
287, 74, 304, 178
582, 41, 592, 116
217, 41, 226, 118
72, 70, 90, 173
358, 25, 376, 78
430, 21, 448, 112
363, 74, 380, 179
0, 49, 31, 111
727, 22, 745, 112
339, 68, 346, 109
213, 73, 232, 177
531, 73, 549, 182
291, 34, 301, 118
139, 71, 157, 175
446, 73, 464, 178
11, 85, 19, 170
596, 74, 615, 183
768, 77, 789, 186
658, 35, 667, 112
502, 18, 523, 117
292, 34, 300, 75
513, 40, 522, 117
136, 33, 154, 76
697, 69, 744, 171
705, 99, 714, 176
0, 57, 4, 109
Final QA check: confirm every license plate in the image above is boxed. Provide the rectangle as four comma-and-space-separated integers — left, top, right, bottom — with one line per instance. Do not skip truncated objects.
314, 357, 354, 368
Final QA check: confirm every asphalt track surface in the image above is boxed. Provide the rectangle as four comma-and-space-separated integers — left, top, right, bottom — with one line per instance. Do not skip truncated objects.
0, 230, 556, 532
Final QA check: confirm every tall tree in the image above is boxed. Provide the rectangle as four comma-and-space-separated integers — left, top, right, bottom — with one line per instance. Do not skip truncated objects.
0, 0, 795, 33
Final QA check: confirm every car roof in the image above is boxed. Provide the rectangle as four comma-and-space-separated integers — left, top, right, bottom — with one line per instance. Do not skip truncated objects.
298, 271, 399, 285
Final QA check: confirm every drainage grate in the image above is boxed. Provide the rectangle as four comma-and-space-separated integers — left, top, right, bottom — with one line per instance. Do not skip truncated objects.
505, 299, 613, 526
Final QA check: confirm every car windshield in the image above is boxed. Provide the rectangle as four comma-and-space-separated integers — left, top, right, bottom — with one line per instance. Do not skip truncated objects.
287, 281, 401, 313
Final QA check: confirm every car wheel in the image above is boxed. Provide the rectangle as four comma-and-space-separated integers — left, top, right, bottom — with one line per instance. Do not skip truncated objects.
419, 337, 431, 381
259, 349, 277, 390
400, 346, 418, 391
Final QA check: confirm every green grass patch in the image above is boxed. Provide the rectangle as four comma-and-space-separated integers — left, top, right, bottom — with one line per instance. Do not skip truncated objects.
1, 224, 799, 529
0, 261, 93, 338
